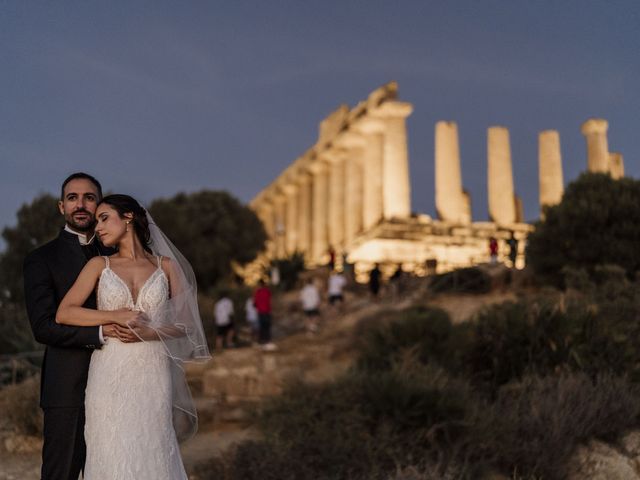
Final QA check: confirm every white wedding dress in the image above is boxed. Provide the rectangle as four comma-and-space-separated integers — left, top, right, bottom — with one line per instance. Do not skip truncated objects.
83, 256, 188, 480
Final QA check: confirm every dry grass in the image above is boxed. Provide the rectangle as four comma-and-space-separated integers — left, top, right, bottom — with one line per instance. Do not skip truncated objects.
0, 374, 42, 436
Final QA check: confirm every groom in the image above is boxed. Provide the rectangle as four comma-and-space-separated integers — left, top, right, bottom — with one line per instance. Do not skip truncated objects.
23, 173, 137, 480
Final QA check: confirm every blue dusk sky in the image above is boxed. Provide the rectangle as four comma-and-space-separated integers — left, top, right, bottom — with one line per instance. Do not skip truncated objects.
1, 1, 638, 244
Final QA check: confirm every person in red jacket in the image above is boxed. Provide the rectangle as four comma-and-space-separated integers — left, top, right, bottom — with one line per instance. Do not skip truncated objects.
253, 279, 276, 351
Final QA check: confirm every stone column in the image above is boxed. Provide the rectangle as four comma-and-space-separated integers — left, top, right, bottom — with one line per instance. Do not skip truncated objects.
309, 161, 329, 263
354, 117, 385, 230
581, 118, 609, 173
487, 126, 516, 225
297, 173, 312, 256
256, 202, 275, 256
373, 101, 413, 219
609, 153, 625, 179
271, 193, 287, 258
435, 121, 470, 224
323, 149, 346, 250
538, 130, 564, 212
282, 183, 298, 255
335, 132, 365, 246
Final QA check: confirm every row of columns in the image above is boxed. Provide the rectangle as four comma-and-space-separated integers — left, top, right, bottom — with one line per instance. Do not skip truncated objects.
254, 100, 413, 262
435, 117, 623, 226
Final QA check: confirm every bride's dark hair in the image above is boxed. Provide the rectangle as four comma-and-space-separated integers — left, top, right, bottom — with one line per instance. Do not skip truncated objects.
99, 194, 152, 254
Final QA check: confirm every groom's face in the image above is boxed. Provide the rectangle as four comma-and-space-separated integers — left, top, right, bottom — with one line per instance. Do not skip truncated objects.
58, 178, 100, 233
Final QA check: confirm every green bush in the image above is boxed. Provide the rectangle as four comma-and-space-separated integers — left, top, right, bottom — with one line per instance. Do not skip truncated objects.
465, 300, 576, 392
428, 267, 491, 294
354, 306, 454, 372
465, 293, 640, 390
527, 173, 640, 286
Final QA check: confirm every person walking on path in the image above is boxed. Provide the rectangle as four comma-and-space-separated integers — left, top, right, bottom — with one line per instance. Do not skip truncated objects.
369, 263, 382, 299
214, 292, 235, 351
300, 278, 321, 334
390, 264, 405, 300
328, 269, 347, 310
327, 246, 336, 271
489, 237, 499, 265
254, 279, 276, 351
507, 232, 518, 268
245, 296, 259, 344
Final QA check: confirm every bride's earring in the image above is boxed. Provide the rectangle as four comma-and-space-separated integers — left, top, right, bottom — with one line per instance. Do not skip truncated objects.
126, 220, 131, 232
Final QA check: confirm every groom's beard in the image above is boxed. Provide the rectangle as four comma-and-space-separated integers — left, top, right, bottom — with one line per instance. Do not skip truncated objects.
65, 208, 97, 233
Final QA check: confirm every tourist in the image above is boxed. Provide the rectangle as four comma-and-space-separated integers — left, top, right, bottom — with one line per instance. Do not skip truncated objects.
245, 296, 259, 344
489, 237, 499, 265
300, 278, 321, 333
254, 279, 277, 351
214, 291, 235, 351
327, 245, 336, 271
507, 232, 518, 268
328, 269, 347, 308
369, 263, 382, 298
390, 264, 405, 299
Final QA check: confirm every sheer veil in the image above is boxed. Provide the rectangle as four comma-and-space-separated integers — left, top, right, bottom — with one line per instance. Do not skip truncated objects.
130, 212, 211, 441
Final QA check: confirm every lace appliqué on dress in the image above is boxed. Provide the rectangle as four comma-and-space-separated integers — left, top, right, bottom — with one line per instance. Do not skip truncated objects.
84, 258, 187, 480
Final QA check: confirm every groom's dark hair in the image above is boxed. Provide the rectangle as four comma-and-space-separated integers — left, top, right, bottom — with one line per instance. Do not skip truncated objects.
60, 172, 103, 200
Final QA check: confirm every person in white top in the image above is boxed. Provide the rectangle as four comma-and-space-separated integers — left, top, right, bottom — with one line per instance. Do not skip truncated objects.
300, 278, 321, 333
245, 296, 259, 344
328, 270, 347, 306
214, 293, 235, 350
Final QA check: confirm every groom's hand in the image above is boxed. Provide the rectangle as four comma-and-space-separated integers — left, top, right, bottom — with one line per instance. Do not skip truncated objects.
103, 323, 141, 343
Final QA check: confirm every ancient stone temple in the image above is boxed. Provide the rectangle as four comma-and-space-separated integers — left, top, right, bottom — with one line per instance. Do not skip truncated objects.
248, 83, 622, 278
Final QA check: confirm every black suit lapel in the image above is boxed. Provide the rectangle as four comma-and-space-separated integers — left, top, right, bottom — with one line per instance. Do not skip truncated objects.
57, 230, 88, 275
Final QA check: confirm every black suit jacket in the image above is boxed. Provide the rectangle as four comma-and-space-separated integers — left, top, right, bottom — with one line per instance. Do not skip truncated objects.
23, 229, 112, 408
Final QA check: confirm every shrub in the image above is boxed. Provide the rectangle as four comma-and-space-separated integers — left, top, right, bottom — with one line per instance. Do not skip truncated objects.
227, 364, 477, 480
0, 375, 42, 435
465, 300, 576, 392
527, 173, 640, 286
354, 306, 454, 372
429, 267, 491, 294
473, 373, 640, 479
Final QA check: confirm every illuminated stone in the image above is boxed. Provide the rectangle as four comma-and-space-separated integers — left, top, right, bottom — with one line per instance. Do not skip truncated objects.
297, 173, 312, 256
308, 161, 329, 261
372, 101, 413, 219
581, 118, 609, 173
435, 121, 470, 224
609, 152, 625, 179
353, 117, 385, 231
282, 183, 298, 254
487, 126, 516, 225
538, 130, 564, 212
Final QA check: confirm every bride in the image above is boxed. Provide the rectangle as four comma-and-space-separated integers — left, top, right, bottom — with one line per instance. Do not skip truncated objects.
56, 194, 210, 479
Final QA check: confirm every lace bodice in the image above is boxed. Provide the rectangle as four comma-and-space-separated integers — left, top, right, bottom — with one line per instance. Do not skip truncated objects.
97, 256, 169, 314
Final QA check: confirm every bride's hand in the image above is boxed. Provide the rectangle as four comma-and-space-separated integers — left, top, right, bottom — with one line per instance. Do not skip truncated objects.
113, 309, 147, 327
